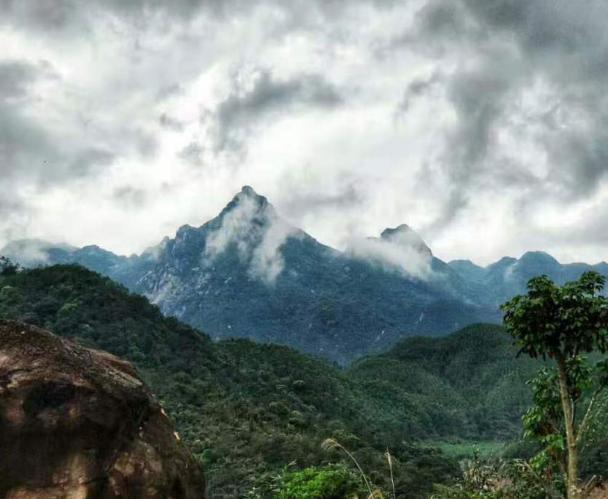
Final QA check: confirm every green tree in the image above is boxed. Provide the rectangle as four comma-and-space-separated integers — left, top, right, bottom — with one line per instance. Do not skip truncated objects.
276, 466, 364, 499
502, 272, 608, 499
0, 256, 18, 276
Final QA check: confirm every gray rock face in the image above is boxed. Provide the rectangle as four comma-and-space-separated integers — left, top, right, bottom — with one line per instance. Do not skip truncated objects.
0, 320, 206, 499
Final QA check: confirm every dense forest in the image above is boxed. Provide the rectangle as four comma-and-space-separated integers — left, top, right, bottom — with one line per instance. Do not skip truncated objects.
1, 263, 607, 497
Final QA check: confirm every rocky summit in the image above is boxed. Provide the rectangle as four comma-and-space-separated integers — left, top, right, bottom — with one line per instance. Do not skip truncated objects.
0, 320, 205, 499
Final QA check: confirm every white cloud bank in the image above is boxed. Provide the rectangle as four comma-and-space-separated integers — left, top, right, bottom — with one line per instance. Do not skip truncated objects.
347, 225, 434, 280
2, 1, 608, 265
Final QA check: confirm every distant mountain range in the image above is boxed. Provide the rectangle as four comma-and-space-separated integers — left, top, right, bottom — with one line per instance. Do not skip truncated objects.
449, 252, 608, 306
3, 186, 607, 363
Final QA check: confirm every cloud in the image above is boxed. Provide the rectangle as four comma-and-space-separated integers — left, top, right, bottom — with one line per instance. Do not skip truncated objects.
159, 113, 185, 131
346, 226, 434, 280
0, 57, 117, 185
0, 60, 40, 100
179, 142, 205, 166
396, 72, 442, 116
0, 60, 56, 178
406, 0, 608, 231
0, 0, 237, 34
0, 196, 28, 245
0, 238, 73, 266
249, 219, 296, 283
0, 103, 116, 185
0, 77, 115, 251
204, 194, 263, 259
204, 189, 298, 283
2, 0, 608, 266
0, 0, 400, 37
211, 69, 344, 153
112, 186, 148, 208
347, 237, 433, 280
281, 183, 364, 218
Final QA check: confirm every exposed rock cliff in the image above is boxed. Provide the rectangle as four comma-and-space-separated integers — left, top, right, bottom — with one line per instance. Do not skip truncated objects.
0, 320, 205, 499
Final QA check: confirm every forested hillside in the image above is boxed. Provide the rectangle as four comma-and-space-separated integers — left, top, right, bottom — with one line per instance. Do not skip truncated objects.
0, 265, 456, 496
349, 324, 538, 441
0, 264, 549, 496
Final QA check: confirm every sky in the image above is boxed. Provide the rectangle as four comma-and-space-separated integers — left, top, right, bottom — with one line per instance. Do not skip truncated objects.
2, 0, 608, 265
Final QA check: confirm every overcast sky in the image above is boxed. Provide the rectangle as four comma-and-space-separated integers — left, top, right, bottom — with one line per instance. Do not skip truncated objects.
2, 0, 608, 265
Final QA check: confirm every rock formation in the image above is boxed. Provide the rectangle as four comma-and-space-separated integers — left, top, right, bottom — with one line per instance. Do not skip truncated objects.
0, 320, 205, 498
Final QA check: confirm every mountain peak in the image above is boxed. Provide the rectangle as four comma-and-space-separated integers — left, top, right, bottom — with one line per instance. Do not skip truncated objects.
519, 251, 559, 265
240, 185, 258, 197
380, 224, 413, 239
225, 185, 272, 214
237, 185, 265, 203
380, 224, 432, 257
210, 187, 274, 226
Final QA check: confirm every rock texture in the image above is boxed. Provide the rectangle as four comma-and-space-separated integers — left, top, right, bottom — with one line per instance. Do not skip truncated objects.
0, 320, 205, 499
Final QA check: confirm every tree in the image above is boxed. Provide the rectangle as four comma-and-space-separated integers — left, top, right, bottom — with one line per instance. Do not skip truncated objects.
276, 465, 364, 499
502, 272, 608, 499
0, 256, 19, 276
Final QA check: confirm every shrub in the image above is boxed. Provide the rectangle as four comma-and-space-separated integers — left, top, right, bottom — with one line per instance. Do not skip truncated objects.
277, 466, 363, 499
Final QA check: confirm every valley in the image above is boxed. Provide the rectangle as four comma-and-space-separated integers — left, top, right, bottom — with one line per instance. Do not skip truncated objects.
0, 264, 539, 497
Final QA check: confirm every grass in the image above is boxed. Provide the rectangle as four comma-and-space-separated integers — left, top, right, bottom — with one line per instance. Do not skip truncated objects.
423, 440, 508, 461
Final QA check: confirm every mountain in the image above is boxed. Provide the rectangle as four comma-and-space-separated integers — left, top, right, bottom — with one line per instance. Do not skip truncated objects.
381, 224, 433, 257
446, 259, 486, 284
348, 324, 537, 441
448, 251, 608, 306
0, 238, 153, 283
1, 186, 497, 363
2, 265, 606, 494
3, 186, 607, 362
0, 264, 460, 497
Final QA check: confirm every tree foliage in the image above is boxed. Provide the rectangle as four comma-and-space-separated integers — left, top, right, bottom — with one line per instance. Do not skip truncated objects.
431, 457, 562, 499
502, 272, 608, 499
273, 465, 364, 499
0, 256, 18, 276
502, 272, 608, 359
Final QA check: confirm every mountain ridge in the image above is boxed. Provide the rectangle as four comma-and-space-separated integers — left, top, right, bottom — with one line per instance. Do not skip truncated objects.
2, 186, 605, 362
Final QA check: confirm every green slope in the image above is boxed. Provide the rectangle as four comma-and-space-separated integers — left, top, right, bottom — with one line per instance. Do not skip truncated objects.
0, 265, 458, 497
349, 324, 538, 441
5, 265, 574, 496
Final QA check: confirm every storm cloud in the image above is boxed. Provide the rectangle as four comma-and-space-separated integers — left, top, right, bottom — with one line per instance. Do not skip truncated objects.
2, 0, 608, 265
210, 69, 343, 153
407, 0, 608, 225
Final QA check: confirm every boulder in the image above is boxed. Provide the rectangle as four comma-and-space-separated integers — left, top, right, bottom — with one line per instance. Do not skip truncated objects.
0, 320, 205, 498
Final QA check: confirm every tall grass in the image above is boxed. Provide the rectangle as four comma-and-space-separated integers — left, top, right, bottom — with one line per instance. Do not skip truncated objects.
322, 438, 397, 498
